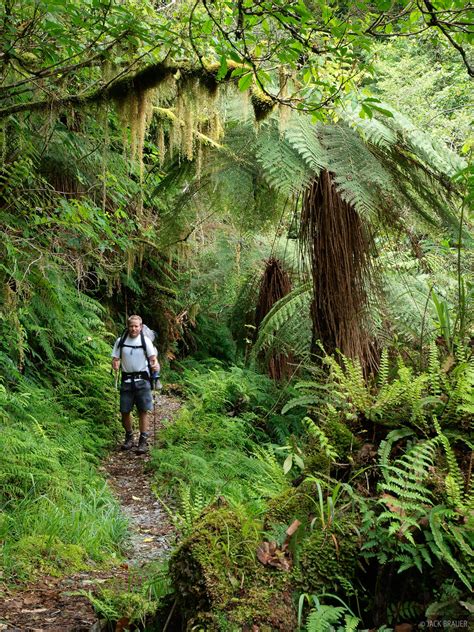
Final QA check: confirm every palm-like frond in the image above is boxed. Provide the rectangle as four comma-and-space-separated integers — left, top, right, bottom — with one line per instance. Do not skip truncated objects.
252, 281, 312, 360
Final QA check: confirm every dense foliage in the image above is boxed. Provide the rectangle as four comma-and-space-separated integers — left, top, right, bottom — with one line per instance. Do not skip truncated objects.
1, 1, 473, 630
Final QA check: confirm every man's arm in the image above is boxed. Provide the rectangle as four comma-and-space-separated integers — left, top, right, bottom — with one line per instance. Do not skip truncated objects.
149, 355, 160, 372
145, 338, 160, 372
111, 338, 120, 372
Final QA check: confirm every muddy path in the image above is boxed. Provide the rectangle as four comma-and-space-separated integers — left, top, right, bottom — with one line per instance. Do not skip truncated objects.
0, 394, 181, 632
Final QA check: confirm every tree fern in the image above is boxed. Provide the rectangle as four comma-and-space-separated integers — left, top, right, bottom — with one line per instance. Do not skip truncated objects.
283, 115, 327, 173
345, 105, 398, 149
320, 122, 397, 223
252, 281, 312, 358
256, 124, 313, 195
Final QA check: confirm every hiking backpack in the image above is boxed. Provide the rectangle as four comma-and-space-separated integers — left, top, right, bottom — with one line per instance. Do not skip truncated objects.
117, 325, 157, 386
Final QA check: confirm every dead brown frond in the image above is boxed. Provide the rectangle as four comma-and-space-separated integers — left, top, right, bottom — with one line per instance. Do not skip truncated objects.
300, 170, 378, 372
255, 257, 293, 380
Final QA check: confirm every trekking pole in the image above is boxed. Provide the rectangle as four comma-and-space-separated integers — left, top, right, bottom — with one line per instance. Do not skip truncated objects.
151, 370, 162, 447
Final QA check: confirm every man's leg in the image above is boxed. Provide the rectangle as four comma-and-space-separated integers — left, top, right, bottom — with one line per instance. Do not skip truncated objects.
136, 383, 153, 454
122, 412, 133, 432
136, 410, 150, 454
120, 387, 134, 450
138, 410, 149, 434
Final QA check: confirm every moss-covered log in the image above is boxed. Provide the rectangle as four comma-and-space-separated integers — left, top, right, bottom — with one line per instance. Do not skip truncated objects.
169, 506, 297, 631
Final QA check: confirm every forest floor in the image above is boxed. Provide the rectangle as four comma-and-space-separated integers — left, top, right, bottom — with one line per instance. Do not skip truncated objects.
0, 393, 181, 632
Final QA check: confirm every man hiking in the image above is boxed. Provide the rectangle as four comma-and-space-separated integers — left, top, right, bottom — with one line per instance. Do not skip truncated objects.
112, 314, 160, 454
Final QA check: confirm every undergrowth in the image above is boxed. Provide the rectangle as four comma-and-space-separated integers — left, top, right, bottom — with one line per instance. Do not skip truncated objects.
151, 364, 299, 521
0, 274, 127, 585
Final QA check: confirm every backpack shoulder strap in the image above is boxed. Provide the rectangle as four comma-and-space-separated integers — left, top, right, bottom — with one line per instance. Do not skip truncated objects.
141, 330, 153, 384
118, 329, 128, 360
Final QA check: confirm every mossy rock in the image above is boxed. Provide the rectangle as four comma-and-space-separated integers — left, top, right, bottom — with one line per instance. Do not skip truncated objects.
228, 569, 296, 632
295, 519, 360, 594
264, 479, 319, 528
92, 588, 157, 624
170, 506, 245, 613
325, 416, 359, 458
170, 506, 297, 630
305, 417, 360, 475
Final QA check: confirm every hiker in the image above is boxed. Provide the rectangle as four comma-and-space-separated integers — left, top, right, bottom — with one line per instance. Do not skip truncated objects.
111, 315, 160, 454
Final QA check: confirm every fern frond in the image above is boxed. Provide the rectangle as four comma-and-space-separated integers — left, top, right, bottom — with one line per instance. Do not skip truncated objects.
433, 418, 466, 509
283, 115, 327, 173
256, 124, 313, 195
306, 605, 345, 632
304, 417, 339, 462
429, 506, 473, 591
252, 282, 312, 357
378, 428, 415, 481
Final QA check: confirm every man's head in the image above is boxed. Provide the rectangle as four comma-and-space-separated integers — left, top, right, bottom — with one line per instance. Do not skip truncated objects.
127, 315, 143, 338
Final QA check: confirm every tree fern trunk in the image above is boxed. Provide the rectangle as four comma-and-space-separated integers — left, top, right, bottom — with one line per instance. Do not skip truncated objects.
300, 170, 378, 372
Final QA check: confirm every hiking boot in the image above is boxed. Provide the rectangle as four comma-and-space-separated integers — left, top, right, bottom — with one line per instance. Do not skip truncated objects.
136, 432, 149, 454
121, 431, 134, 451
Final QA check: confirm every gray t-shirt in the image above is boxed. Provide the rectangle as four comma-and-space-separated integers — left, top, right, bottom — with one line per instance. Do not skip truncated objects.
112, 335, 156, 374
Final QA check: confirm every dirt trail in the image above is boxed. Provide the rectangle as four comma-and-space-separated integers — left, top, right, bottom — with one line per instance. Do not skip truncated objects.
0, 394, 180, 632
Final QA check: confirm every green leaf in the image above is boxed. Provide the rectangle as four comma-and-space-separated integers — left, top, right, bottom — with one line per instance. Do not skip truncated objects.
238, 72, 254, 92
216, 56, 228, 81
293, 454, 305, 470
283, 454, 293, 474
370, 104, 394, 118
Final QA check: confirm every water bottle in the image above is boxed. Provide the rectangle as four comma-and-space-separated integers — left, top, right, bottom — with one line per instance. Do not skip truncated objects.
151, 369, 162, 391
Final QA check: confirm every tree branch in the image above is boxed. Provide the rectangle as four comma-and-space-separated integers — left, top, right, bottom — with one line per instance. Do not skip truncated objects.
421, 0, 473, 77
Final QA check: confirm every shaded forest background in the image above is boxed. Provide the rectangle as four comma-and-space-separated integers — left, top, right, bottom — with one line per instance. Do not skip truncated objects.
0, 1, 473, 630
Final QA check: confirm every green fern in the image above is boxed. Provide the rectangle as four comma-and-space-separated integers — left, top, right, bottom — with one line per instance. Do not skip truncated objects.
306, 605, 346, 632
378, 428, 415, 481
433, 418, 467, 510
257, 123, 314, 195
252, 281, 312, 358
323, 354, 372, 413
158, 484, 211, 536
284, 115, 327, 173
369, 431, 474, 589
304, 417, 339, 463
429, 506, 473, 591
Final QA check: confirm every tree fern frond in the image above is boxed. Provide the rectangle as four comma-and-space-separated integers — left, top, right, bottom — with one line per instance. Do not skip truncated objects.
252, 282, 312, 357
345, 104, 398, 148
256, 125, 313, 195
320, 123, 397, 222
283, 114, 327, 173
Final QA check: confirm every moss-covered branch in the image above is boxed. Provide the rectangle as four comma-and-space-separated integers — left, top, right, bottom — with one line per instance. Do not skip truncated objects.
0, 61, 241, 119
